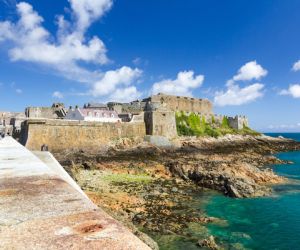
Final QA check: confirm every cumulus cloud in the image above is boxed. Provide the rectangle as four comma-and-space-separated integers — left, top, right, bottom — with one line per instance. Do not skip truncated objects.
292, 60, 300, 72
90, 66, 142, 97
69, 0, 112, 32
279, 84, 300, 98
214, 83, 264, 106
151, 71, 204, 96
109, 86, 141, 102
0, 2, 109, 69
214, 61, 267, 106
52, 91, 64, 99
0, 0, 142, 100
227, 61, 268, 85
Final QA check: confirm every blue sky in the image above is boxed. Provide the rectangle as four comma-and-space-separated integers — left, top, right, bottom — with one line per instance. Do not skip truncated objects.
0, 0, 300, 132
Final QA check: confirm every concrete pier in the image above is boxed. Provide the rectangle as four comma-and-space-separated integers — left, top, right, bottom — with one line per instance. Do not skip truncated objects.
0, 137, 150, 250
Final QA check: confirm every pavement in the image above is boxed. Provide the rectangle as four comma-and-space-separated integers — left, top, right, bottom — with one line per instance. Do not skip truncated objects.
0, 137, 150, 250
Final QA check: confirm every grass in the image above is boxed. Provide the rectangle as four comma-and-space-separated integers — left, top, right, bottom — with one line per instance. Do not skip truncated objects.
175, 112, 261, 138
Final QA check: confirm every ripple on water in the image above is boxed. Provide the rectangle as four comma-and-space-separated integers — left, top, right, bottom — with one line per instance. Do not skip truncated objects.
204, 147, 300, 250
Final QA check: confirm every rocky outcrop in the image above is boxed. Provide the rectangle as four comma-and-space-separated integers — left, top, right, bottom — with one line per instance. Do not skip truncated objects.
167, 160, 282, 198
198, 236, 219, 249
56, 134, 300, 199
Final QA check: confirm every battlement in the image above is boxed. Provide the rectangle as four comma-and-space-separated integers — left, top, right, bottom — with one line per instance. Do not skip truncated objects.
228, 115, 249, 130
143, 93, 213, 114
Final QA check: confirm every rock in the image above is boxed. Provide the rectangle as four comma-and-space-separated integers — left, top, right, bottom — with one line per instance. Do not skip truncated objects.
56, 134, 300, 250
227, 184, 242, 198
198, 235, 219, 249
134, 231, 159, 250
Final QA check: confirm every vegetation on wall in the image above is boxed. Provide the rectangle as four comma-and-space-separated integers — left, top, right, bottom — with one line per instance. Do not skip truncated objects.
175, 112, 260, 138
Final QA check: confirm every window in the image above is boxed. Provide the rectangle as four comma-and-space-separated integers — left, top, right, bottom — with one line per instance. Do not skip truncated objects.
111, 113, 114, 118
88, 111, 92, 117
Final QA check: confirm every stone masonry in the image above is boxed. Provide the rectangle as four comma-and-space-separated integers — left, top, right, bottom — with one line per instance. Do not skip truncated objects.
143, 93, 213, 115
144, 102, 177, 139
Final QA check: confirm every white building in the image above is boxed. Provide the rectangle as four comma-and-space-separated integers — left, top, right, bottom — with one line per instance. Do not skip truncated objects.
64, 107, 121, 123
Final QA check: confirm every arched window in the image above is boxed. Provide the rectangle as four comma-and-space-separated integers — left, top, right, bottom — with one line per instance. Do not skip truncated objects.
88, 111, 92, 117
111, 113, 114, 118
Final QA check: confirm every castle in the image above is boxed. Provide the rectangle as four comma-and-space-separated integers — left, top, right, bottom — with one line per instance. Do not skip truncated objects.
15, 93, 248, 151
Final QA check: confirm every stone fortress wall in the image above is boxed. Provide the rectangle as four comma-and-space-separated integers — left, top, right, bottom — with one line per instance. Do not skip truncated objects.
228, 116, 249, 130
25, 103, 67, 119
20, 119, 146, 152
203, 114, 249, 129
107, 93, 213, 116
143, 93, 213, 115
19, 93, 249, 151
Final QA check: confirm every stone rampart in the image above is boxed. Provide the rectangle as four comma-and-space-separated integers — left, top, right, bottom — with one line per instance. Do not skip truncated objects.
228, 115, 249, 130
144, 93, 213, 114
20, 119, 146, 152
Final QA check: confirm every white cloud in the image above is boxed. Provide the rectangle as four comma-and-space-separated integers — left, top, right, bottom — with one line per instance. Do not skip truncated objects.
292, 60, 300, 72
279, 84, 300, 98
109, 86, 141, 103
52, 91, 64, 99
151, 70, 204, 96
69, 0, 112, 32
15, 88, 22, 94
0, 1, 142, 101
1, 2, 109, 67
227, 61, 268, 85
214, 83, 264, 106
215, 61, 267, 106
90, 66, 142, 97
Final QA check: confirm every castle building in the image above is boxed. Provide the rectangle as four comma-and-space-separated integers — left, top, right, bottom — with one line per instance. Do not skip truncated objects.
25, 103, 67, 119
83, 103, 108, 110
64, 107, 121, 123
0, 111, 26, 136
143, 93, 213, 115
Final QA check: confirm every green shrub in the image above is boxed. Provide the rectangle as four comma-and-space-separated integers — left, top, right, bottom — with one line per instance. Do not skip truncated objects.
221, 116, 230, 128
211, 115, 215, 124
175, 112, 260, 138
240, 124, 261, 136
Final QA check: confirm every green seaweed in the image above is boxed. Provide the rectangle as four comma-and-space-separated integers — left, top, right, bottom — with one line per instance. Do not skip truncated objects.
102, 173, 153, 183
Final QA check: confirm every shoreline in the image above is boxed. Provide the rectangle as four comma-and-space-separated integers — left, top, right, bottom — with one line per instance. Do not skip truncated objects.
55, 134, 300, 249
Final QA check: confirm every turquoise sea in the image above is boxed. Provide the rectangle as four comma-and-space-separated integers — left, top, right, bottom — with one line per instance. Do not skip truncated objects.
205, 133, 300, 250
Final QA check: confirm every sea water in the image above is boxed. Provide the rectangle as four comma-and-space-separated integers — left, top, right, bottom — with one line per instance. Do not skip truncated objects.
155, 133, 300, 249
205, 133, 300, 249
